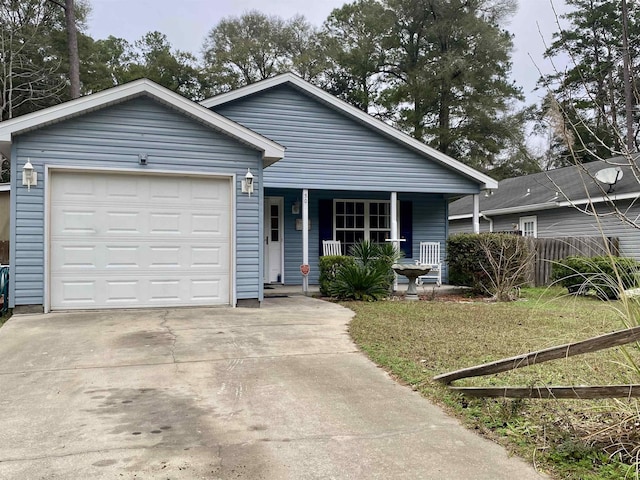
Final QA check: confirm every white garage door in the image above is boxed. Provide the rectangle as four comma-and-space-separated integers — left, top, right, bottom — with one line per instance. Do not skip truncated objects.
50, 171, 231, 310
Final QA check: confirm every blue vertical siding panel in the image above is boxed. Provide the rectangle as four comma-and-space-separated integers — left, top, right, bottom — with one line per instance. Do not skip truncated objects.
12, 96, 263, 307
213, 86, 481, 194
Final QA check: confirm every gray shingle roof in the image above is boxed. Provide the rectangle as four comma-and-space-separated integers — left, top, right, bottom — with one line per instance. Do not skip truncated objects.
449, 156, 640, 217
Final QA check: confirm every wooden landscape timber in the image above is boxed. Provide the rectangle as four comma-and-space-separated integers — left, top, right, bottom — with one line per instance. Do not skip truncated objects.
449, 385, 640, 399
434, 324, 640, 399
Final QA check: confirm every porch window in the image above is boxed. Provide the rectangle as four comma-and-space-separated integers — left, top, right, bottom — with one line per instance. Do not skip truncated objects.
519, 215, 537, 238
334, 199, 391, 252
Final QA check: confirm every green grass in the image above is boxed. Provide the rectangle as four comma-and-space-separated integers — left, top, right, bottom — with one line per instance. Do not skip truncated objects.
346, 287, 640, 479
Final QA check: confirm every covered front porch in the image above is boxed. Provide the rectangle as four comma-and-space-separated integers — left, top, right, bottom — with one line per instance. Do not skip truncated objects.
262, 187, 479, 290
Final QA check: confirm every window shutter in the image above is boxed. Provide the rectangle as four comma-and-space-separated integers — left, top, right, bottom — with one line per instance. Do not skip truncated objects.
399, 201, 413, 258
318, 199, 333, 256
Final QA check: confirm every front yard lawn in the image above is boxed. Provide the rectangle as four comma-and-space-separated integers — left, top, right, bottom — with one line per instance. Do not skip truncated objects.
347, 287, 640, 479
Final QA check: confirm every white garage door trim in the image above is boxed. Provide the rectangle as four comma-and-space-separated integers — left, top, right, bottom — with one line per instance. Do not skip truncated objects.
44, 166, 236, 312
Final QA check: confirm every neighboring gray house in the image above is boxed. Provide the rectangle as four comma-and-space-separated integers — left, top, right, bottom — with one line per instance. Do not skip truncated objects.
449, 157, 640, 260
0, 74, 496, 312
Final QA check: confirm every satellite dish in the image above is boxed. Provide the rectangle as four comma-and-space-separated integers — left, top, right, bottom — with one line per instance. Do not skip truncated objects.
595, 167, 623, 192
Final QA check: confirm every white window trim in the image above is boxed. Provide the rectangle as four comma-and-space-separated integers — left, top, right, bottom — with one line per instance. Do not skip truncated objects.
332, 199, 392, 243
519, 215, 538, 238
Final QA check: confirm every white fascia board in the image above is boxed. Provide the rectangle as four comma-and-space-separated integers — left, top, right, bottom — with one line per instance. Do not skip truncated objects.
202, 73, 498, 190
0, 79, 285, 163
0, 183, 9, 192
557, 191, 640, 208
482, 202, 561, 216
448, 202, 560, 220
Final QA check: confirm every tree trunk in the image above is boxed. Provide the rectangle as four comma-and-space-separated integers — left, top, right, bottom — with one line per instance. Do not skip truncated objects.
65, 0, 80, 99
438, 81, 451, 154
621, 0, 635, 152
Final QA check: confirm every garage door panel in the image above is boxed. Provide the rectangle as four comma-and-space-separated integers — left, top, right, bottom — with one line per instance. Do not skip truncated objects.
149, 279, 180, 301
58, 176, 98, 199
191, 181, 229, 203
191, 279, 223, 301
190, 246, 221, 267
50, 172, 232, 310
52, 269, 231, 308
105, 280, 139, 302
150, 213, 180, 234
106, 212, 140, 233
59, 246, 96, 268
60, 210, 97, 234
149, 246, 180, 267
105, 177, 143, 200
59, 280, 96, 305
52, 243, 230, 271
149, 178, 180, 200
105, 245, 139, 268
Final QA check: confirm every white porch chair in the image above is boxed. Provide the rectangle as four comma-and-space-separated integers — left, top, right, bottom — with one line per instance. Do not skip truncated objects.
322, 240, 342, 256
418, 241, 442, 286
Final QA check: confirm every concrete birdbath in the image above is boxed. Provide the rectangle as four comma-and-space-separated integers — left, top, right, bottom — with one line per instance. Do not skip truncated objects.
392, 264, 431, 301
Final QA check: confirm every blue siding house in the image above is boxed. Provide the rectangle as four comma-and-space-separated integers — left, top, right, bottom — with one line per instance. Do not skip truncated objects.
0, 74, 495, 312
203, 74, 496, 288
0, 80, 284, 312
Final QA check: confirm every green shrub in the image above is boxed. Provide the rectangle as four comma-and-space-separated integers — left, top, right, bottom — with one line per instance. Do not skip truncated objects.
448, 233, 486, 287
447, 233, 533, 299
349, 240, 402, 292
328, 262, 391, 301
551, 256, 640, 299
323, 240, 402, 301
319, 255, 356, 296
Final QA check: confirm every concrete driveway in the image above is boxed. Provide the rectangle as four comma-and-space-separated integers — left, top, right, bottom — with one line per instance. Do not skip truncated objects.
0, 296, 545, 479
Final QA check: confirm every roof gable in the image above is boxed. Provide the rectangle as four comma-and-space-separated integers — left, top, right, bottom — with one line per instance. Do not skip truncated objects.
211, 84, 479, 193
202, 73, 497, 190
0, 79, 285, 165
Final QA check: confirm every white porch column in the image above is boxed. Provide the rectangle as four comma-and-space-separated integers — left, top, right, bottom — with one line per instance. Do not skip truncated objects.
472, 193, 480, 234
302, 189, 309, 293
390, 192, 398, 290
390, 192, 398, 244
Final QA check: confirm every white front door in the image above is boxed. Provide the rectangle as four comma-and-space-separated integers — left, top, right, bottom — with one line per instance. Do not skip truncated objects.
264, 197, 283, 283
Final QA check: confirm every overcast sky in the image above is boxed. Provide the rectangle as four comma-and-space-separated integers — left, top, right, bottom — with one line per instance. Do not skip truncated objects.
86, 0, 571, 107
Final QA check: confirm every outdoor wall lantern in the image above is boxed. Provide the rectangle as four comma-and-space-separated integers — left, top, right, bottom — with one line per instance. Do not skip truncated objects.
22, 159, 37, 191
242, 168, 254, 196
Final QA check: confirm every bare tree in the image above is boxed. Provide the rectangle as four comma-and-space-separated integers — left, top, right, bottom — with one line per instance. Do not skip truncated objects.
0, 0, 67, 121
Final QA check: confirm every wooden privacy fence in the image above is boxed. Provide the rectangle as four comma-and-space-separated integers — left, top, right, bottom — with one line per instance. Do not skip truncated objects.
528, 236, 619, 287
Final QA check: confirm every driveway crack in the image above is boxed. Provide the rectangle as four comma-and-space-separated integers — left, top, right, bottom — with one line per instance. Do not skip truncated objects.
159, 310, 178, 367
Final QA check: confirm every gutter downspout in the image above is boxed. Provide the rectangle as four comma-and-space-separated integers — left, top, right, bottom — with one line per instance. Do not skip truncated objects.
480, 213, 493, 233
